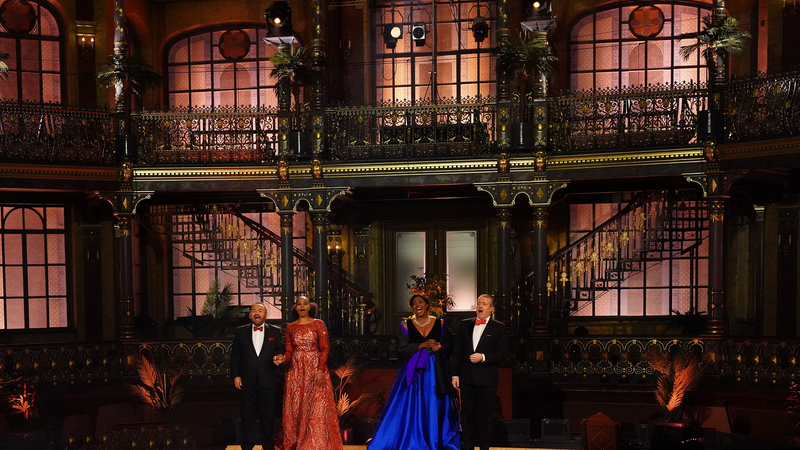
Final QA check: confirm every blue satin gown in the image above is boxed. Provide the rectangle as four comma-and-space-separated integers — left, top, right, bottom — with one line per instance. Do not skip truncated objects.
367, 318, 461, 450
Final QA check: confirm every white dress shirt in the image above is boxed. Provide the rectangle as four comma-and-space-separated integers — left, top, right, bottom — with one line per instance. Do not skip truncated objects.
252, 324, 264, 357
472, 318, 488, 353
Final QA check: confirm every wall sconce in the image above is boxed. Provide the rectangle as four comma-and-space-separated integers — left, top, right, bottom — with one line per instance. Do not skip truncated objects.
75, 20, 97, 60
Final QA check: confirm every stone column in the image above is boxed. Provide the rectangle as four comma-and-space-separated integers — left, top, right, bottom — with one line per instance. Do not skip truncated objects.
531, 207, 549, 336
311, 211, 329, 320
705, 199, 726, 335
116, 214, 137, 341
496, 206, 512, 319
279, 211, 295, 323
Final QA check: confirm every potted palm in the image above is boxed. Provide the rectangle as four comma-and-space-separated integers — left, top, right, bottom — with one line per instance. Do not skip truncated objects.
269, 45, 316, 155
494, 33, 558, 148
97, 53, 162, 161
647, 349, 707, 450
677, 15, 750, 139
181, 278, 244, 337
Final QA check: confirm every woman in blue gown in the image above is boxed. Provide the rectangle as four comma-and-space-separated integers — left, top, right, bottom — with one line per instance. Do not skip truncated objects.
367, 294, 461, 450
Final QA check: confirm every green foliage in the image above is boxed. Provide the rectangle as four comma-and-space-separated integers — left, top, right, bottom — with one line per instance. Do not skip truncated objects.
269, 45, 316, 108
127, 356, 185, 412
408, 271, 453, 317
97, 53, 162, 97
667, 306, 707, 336
677, 15, 751, 65
182, 279, 243, 337
494, 33, 558, 104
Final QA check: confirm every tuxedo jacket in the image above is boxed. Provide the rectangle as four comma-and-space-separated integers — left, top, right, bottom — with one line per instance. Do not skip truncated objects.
450, 318, 508, 386
230, 323, 284, 388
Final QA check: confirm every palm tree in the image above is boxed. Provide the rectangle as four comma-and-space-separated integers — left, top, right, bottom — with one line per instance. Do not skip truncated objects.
494, 33, 558, 119
97, 53, 163, 111
97, 53, 162, 161
677, 15, 751, 72
269, 45, 316, 125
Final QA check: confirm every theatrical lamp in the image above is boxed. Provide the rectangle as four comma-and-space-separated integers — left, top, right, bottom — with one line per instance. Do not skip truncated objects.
529, 0, 551, 18
383, 24, 403, 49
265, 0, 293, 37
411, 22, 427, 46
472, 16, 489, 43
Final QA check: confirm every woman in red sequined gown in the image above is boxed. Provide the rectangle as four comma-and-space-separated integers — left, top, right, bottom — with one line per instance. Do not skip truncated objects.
280, 295, 343, 450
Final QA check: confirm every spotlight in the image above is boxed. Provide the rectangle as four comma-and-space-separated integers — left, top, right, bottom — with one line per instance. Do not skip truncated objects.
383, 24, 403, 49
472, 16, 489, 43
529, 0, 551, 19
265, 0, 293, 37
411, 22, 426, 46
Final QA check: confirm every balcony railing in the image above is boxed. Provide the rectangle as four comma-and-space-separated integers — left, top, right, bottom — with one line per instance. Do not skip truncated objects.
1, 72, 798, 166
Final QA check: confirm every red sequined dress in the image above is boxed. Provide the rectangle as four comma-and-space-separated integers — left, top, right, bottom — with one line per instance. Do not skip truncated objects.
280, 319, 343, 450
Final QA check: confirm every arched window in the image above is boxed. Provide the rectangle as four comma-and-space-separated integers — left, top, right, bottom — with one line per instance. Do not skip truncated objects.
165, 25, 286, 109
0, 0, 64, 103
374, 0, 496, 103
570, 3, 712, 91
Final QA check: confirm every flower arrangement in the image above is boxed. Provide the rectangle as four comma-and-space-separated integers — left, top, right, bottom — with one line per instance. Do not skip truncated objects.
408, 271, 453, 317
128, 356, 186, 412
648, 349, 706, 422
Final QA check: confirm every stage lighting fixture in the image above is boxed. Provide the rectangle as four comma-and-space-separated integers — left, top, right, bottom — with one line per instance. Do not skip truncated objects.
411, 22, 427, 46
265, 0, 293, 37
529, 0, 551, 18
383, 24, 403, 49
472, 16, 489, 43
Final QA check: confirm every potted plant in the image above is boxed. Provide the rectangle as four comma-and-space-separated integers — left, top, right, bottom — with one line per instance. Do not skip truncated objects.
494, 33, 558, 148
677, 15, 750, 138
408, 271, 454, 318
181, 278, 243, 338
269, 45, 317, 155
332, 357, 383, 444
97, 53, 162, 161
647, 348, 707, 450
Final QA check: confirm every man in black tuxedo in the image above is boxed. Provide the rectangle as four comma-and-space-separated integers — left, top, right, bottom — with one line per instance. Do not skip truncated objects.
451, 294, 508, 450
231, 303, 284, 450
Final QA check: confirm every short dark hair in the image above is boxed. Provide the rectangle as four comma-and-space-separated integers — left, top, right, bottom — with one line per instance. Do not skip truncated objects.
290, 297, 318, 321
408, 294, 430, 309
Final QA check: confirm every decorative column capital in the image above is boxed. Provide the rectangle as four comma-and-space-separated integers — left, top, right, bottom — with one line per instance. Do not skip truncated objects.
475, 180, 568, 207
259, 186, 349, 213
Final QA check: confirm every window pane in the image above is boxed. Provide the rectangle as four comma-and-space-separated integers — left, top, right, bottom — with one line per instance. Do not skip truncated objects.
48, 266, 66, 296
395, 231, 426, 312
6, 298, 24, 329
28, 297, 47, 328
446, 231, 477, 311
49, 297, 67, 327
27, 266, 46, 296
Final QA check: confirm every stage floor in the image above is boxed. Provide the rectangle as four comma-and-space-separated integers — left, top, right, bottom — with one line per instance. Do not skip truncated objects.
224, 447, 568, 450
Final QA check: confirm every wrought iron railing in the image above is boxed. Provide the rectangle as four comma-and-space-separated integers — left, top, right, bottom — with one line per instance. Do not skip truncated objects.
0, 100, 114, 164
133, 105, 280, 165
1, 337, 796, 389
325, 97, 496, 160
728, 71, 800, 141
549, 81, 707, 153
4, 72, 800, 166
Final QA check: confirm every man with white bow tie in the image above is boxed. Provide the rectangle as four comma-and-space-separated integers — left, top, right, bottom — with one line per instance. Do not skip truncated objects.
450, 294, 508, 450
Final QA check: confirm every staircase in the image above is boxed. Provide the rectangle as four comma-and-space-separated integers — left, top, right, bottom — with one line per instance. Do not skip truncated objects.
145, 204, 374, 334
511, 191, 708, 332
